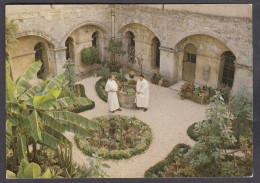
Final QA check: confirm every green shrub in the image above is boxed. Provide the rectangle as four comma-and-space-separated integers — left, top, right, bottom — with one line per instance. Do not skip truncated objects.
81, 46, 99, 65
126, 88, 135, 95
68, 84, 95, 113
108, 61, 122, 73
95, 78, 108, 102
97, 62, 110, 81
187, 122, 199, 141
144, 144, 191, 177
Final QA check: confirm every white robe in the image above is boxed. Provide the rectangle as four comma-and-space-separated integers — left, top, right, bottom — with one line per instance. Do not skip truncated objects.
136, 79, 149, 108
105, 79, 120, 111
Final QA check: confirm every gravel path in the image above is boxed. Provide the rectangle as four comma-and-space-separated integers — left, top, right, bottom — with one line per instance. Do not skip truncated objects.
65, 77, 209, 178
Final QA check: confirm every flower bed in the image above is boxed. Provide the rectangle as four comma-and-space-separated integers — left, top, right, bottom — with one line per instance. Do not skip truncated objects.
144, 144, 191, 177
179, 82, 231, 104
150, 73, 171, 87
74, 115, 152, 160
68, 84, 95, 113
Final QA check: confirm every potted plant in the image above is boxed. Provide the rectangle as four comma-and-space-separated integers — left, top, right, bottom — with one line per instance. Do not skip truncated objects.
129, 71, 136, 79
178, 91, 185, 100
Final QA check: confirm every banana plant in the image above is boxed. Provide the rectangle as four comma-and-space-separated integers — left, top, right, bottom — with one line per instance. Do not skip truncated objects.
6, 61, 98, 167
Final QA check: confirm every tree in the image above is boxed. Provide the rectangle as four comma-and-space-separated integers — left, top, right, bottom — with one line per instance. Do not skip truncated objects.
6, 18, 19, 56
105, 38, 126, 62
81, 46, 100, 65
63, 58, 77, 92
184, 91, 237, 176
6, 61, 98, 170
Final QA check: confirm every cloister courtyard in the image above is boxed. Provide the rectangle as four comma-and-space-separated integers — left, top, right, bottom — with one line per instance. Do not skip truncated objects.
5, 4, 253, 179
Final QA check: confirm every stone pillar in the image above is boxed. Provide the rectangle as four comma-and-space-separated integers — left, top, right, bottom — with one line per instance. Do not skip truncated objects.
53, 47, 67, 75
231, 63, 253, 100
111, 9, 115, 38
159, 46, 177, 83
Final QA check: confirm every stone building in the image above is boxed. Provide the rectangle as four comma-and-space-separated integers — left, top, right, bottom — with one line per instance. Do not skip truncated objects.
6, 4, 252, 97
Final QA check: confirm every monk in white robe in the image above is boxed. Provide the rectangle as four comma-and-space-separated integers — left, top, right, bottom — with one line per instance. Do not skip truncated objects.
105, 74, 121, 113
136, 74, 149, 111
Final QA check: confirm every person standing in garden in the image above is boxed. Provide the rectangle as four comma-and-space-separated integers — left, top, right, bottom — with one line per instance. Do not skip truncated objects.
136, 74, 150, 111
105, 74, 122, 113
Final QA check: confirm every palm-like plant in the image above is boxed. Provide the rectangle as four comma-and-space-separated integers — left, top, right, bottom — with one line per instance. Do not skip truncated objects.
6, 61, 98, 168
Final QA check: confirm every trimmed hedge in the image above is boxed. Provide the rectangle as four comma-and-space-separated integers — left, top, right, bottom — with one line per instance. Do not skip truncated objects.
144, 143, 191, 177
68, 84, 95, 113
95, 78, 108, 102
187, 122, 199, 141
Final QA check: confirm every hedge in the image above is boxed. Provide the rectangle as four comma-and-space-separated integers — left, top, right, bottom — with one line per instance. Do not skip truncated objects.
68, 84, 95, 113
144, 143, 191, 177
95, 78, 108, 102
187, 122, 199, 141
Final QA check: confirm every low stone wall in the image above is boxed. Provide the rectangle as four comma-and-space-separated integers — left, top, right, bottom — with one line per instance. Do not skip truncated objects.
118, 85, 136, 109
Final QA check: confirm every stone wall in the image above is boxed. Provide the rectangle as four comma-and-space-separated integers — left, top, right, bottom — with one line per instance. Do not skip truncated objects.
6, 4, 253, 98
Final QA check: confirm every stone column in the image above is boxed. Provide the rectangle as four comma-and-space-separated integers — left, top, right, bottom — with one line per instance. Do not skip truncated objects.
111, 9, 115, 38
231, 63, 253, 100
53, 47, 67, 75
159, 46, 177, 83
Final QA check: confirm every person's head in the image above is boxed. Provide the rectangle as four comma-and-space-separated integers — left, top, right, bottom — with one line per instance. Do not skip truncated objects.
109, 74, 114, 80
139, 74, 144, 81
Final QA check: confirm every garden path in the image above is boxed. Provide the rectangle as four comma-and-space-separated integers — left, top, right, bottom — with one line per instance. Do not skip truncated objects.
65, 77, 209, 178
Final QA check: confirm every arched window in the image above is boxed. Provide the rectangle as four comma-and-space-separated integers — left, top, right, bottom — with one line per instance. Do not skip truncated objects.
92, 31, 98, 48
152, 37, 160, 68
183, 43, 197, 63
34, 42, 46, 79
221, 51, 236, 88
126, 31, 135, 61
65, 37, 74, 60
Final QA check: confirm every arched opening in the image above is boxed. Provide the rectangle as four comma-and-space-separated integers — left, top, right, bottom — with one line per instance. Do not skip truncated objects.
65, 37, 74, 60
182, 43, 197, 82
92, 31, 98, 48
34, 42, 47, 79
152, 37, 160, 68
125, 31, 135, 62
220, 51, 236, 88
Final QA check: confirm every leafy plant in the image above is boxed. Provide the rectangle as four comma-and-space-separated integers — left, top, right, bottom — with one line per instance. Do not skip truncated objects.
126, 88, 135, 95
63, 58, 77, 92
81, 46, 99, 65
97, 62, 110, 81
184, 91, 237, 176
105, 38, 126, 62
6, 159, 51, 178
107, 61, 122, 73
6, 61, 98, 170
6, 18, 19, 55
57, 142, 77, 178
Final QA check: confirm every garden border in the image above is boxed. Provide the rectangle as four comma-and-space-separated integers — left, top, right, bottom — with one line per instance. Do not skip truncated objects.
95, 78, 108, 102
69, 84, 95, 113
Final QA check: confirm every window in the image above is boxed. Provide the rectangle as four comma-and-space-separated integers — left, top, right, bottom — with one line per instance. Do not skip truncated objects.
221, 51, 235, 87
92, 31, 98, 48
126, 31, 135, 62
65, 37, 74, 60
183, 43, 197, 64
34, 43, 45, 79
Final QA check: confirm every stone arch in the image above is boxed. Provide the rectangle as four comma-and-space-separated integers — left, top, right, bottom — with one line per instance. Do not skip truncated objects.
174, 31, 237, 60
174, 33, 237, 88
15, 30, 59, 48
117, 22, 162, 43
61, 21, 110, 46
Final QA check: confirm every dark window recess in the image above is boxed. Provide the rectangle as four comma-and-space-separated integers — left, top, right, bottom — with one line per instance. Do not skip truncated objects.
184, 53, 196, 64
34, 43, 45, 79
92, 32, 98, 48
221, 52, 235, 88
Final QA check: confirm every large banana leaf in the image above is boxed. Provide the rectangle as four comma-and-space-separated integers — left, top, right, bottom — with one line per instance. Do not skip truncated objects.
6, 61, 18, 103
75, 97, 92, 106
42, 74, 67, 95
33, 88, 61, 109
58, 90, 79, 99
40, 112, 65, 133
18, 80, 49, 101
41, 131, 59, 148
64, 120, 92, 137
49, 111, 98, 130
37, 97, 75, 110
42, 125, 71, 145
17, 135, 28, 162
16, 61, 42, 96
28, 110, 42, 142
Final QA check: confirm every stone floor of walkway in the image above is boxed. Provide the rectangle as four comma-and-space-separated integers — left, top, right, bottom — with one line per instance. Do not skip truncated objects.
65, 77, 209, 178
